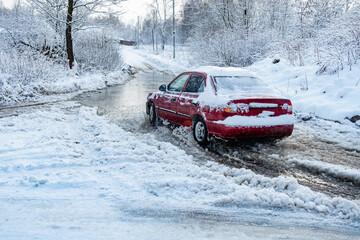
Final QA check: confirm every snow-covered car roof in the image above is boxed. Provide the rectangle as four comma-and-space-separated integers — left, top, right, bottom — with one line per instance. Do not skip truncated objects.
192, 66, 255, 78
192, 66, 284, 107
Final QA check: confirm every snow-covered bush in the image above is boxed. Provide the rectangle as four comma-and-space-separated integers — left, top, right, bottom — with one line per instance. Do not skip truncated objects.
0, 4, 63, 56
0, 3, 128, 103
0, 47, 64, 82
0, 47, 66, 102
282, 38, 308, 67
180, 0, 360, 71
0, 4, 66, 79
315, 6, 360, 73
74, 30, 123, 73
0, 5, 68, 102
189, 28, 271, 67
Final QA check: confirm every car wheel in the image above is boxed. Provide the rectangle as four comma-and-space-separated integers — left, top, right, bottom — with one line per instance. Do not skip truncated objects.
149, 102, 157, 126
193, 117, 208, 145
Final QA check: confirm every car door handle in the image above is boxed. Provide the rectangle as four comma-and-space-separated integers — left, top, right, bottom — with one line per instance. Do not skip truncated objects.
192, 102, 198, 106
172, 98, 176, 102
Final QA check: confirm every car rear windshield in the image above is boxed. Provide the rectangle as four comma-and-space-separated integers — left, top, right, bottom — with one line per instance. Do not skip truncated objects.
213, 76, 275, 95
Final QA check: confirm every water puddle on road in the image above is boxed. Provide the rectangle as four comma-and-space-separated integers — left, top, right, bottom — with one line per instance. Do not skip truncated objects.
73, 72, 174, 131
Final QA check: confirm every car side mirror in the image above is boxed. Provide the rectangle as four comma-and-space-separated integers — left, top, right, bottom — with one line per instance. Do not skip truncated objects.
159, 84, 167, 91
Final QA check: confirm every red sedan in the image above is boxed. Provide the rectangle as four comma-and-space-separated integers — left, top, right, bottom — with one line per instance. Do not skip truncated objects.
146, 67, 294, 144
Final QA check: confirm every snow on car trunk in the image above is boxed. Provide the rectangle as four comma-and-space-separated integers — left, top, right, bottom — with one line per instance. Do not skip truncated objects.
0, 102, 359, 238
215, 114, 294, 127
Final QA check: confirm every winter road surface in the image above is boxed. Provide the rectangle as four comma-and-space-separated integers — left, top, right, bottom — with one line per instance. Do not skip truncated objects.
1, 73, 360, 238
76, 71, 360, 201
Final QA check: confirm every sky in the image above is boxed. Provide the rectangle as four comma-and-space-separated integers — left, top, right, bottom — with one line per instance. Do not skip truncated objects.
1, 0, 182, 25
0, 0, 151, 25
119, 0, 153, 25
119, 0, 185, 25
1, 0, 13, 8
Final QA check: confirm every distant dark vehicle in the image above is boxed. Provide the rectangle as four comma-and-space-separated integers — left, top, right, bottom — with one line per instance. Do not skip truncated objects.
119, 40, 137, 46
146, 67, 294, 145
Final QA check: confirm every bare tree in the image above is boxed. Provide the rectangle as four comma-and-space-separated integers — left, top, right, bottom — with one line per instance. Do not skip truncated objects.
29, 0, 123, 69
151, 0, 171, 50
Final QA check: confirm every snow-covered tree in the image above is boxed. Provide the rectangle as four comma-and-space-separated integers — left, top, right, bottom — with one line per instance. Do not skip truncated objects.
150, 0, 172, 50
178, 0, 360, 70
315, 5, 360, 72
29, 0, 124, 69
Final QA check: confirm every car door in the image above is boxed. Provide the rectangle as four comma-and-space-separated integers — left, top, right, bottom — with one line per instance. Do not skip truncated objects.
177, 73, 206, 127
156, 73, 190, 124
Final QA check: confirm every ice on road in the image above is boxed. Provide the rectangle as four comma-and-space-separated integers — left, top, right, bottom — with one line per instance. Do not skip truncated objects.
0, 101, 359, 239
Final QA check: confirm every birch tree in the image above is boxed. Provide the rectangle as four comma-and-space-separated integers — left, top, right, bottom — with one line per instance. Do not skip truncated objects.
151, 0, 172, 50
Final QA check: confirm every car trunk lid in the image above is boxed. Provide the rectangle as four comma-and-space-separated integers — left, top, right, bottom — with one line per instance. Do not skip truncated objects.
229, 98, 292, 117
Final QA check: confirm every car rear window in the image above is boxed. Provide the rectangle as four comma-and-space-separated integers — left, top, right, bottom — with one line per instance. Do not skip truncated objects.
213, 76, 275, 95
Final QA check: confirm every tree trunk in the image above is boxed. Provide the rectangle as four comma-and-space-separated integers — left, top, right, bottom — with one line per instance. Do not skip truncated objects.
162, 0, 166, 50
66, 0, 74, 69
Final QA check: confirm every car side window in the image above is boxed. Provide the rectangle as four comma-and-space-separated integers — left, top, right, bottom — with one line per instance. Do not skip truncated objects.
184, 74, 205, 93
168, 74, 190, 92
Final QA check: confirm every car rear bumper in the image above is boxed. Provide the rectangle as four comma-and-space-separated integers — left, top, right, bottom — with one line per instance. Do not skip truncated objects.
206, 115, 294, 139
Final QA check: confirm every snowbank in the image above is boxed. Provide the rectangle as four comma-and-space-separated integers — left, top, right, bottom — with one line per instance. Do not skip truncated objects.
288, 158, 360, 185
295, 112, 360, 151
0, 70, 129, 105
123, 46, 192, 75
248, 58, 360, 125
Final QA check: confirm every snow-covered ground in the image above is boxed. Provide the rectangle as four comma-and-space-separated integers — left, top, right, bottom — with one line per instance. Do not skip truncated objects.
0, 69, 129, 106
248, 58, 360, 126
1, 46, 360, 239
287, 157, 360, 185
294, 113, 360, 151
1, 102, 359, 239
124, 45, 192, 75
0, 46, 130, 106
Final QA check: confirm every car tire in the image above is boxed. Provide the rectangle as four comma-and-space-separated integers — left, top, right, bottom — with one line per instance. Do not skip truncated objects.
193, 117, 208, 145
149, 102, 157, 126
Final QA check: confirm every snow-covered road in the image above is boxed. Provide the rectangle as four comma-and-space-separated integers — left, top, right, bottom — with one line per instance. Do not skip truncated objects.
1, 100, 360, 239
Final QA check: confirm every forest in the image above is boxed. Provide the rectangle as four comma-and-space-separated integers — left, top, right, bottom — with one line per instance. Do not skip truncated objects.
140, 0, 360, 71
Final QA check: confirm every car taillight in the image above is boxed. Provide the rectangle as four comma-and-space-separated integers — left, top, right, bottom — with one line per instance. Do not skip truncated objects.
288, 101, 293, 114
281, 102, 293, 114
223, 106, 237, 117
288, 105, 293, 114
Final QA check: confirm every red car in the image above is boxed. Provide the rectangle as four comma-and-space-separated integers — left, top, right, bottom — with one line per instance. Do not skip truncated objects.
146, 67, 294, 144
